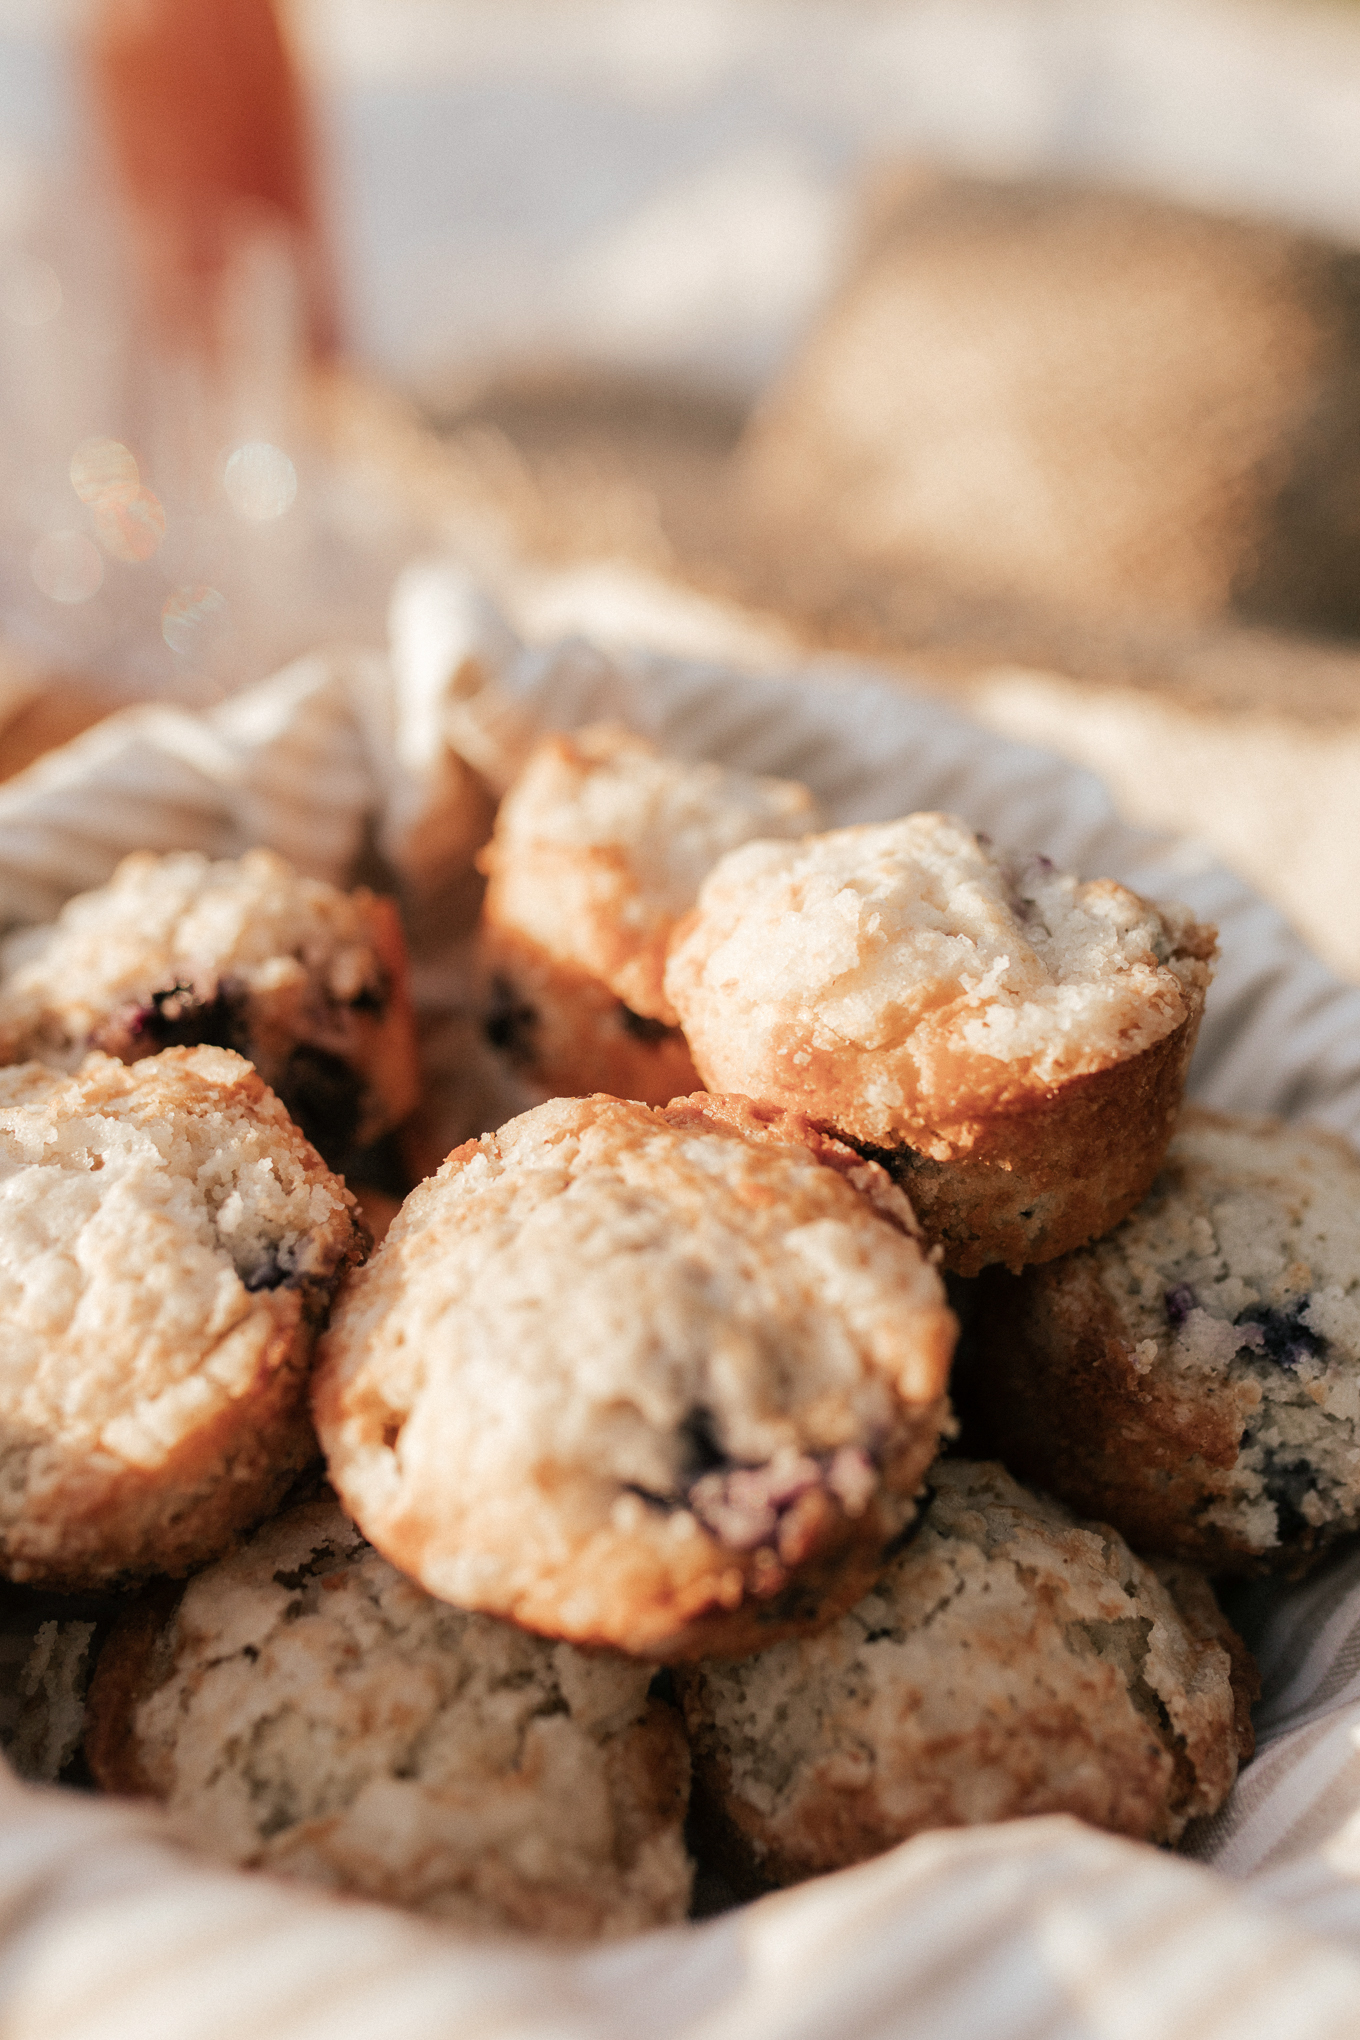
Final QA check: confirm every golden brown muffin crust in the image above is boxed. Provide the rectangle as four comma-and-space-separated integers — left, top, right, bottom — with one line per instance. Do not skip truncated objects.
679, 1460, 1252, 1891
0, 1046, 364, 1589
86, 1498, 694, 1937
666, 815, 1215, 1271
314, 1093, 955, 1659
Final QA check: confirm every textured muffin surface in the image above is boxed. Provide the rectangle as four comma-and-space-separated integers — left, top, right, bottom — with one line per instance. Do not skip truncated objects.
0, 848, 418, 1166
314, 1093, 955, 1658
972, 1108, 1360, 1571
666, 813, 1208, 1131
680, 1458, 1251, 1888
0, 1047, 363, 1587
86, 1497, 692, 1938
482, 723, 820, 1024
665, 813, 1213, 1271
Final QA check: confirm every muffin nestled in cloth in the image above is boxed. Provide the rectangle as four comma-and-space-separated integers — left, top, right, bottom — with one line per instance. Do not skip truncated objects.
476, 724, 820, 1105
678, 1458, 1254, 1891
967, 1108, 1360, 1575
665, 813, 1215, 1273
85, 1496, 693, 1938
0, 1048, 364, 1589
313, 1093, 955, 1660
0, 849, 419, 1175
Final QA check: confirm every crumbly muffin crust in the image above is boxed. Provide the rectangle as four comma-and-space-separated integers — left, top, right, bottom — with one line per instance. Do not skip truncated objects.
314, 1093, 955, 1660
0, 1047, 364, 1589
86, 1498, 692, 1938
0, 849, 419, 1171
481, 724, 821, 1025
679, 1458, 1253, 1890
969, 1108, 1360, 1574
665, 814, 1215, 1272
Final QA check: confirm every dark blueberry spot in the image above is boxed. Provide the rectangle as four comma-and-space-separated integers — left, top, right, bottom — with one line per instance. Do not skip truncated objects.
619, 1004, 674, 1044
1236, 1297, 1325, 1371
279, 1044, 364, 1159
881, 1488, 934, 1561
243, 1250, 291, 1293
848, 1138, 924, 1185
1258, 1453, 1319, 1544
484, 975, 538, 1062
1164, 1283, 1198, 1327
530, 1692, 570, 1721
108, 981, 251, 1059
679, 1405, 731, 1480
272, 1554, 341, 1591
647, 1667, 679, 1707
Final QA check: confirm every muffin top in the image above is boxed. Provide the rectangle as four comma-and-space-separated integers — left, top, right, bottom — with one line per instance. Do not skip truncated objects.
0, 848, 395, 1069
664, 812, 1214, 1142
681, 1458, 1250, 1880
313, 1092, 954, 1658
0, 1047, 360, 1494
86, 1497, 693, 1939
480, 724, 820, 1022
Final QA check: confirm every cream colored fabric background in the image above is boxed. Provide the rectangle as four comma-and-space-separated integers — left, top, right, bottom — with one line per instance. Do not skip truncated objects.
2, 561, 1360, 2036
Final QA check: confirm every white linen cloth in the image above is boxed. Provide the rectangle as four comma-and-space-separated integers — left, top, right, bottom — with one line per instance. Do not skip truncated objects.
1, 560, 1360, 2036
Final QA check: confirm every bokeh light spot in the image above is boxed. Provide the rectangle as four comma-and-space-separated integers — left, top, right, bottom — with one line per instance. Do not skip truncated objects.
94, 484, 166, 563
2, 257, 62, 327
162, 583, 227, 654
223, 441, 297, 521
31, 531, 103, 604
70, 437, 139, 504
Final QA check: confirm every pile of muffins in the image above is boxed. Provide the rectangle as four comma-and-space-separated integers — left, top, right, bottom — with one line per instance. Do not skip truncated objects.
5, 720, 1359, 1936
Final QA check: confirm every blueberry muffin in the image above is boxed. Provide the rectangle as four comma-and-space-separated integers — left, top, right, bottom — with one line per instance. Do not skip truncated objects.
967, 1108, 1360, 1575
0, 1047, 364, 1589
476, 725, 819, 1104
665, 813, 1215, 1273
0, 849, 420, 1174
85, 1497, 692, 1938
313, 1093, 956, 1660
678, 1458, 1254, 1891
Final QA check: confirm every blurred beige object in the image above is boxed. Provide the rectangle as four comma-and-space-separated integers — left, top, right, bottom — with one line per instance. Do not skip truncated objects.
0, 652, 118, 789
739, 172, 1360, 639
1, 1770, 1360, 2040
0, 691, 120, 789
